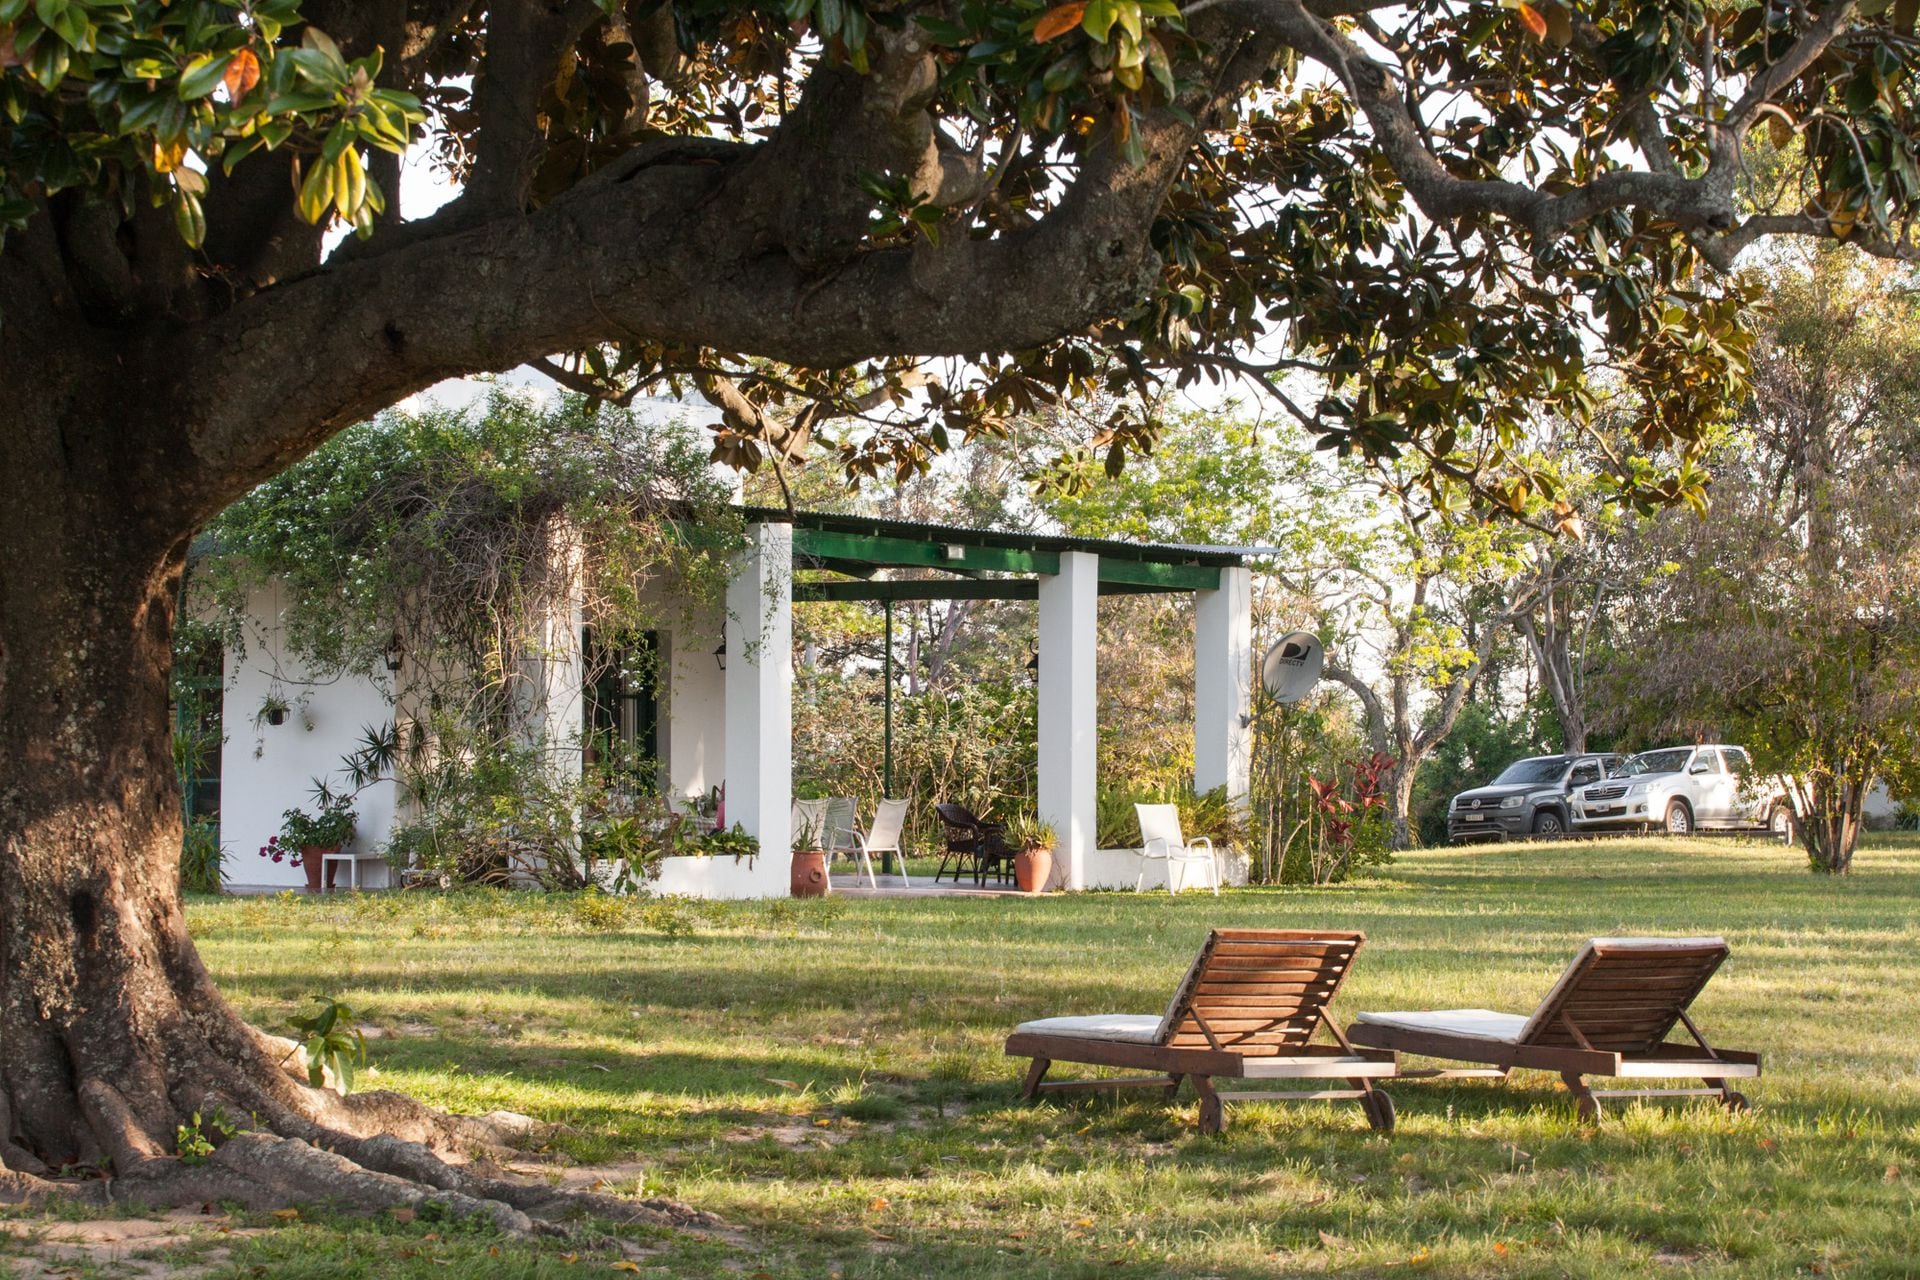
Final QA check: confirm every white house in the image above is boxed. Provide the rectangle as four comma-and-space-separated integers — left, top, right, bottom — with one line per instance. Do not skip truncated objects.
215, 509, 1254, 896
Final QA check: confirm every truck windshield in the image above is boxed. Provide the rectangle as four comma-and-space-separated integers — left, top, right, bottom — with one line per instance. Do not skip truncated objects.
1621, 748, 1692, 777
1492, 757, 1569, 785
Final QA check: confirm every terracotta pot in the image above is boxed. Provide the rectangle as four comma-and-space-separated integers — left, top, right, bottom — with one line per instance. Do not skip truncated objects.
790, 849, 829, 897
1014, 846, 1053, 894
300, 845, 336, 893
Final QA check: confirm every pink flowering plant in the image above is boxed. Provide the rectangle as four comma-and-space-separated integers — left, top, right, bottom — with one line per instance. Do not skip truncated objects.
259, 803, 357, 866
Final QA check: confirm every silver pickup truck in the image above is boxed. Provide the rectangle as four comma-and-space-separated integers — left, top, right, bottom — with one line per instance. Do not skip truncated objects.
1570, 744, 1795, 837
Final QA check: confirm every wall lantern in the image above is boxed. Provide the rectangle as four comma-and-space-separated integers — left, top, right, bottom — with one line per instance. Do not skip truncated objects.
383, 634, 405, 674
713, 641, 727, 673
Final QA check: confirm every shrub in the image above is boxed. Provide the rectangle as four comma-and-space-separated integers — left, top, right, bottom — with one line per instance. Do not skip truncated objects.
181, 815, 226, 893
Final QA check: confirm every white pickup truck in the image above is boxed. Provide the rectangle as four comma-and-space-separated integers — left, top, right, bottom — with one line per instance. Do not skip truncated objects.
1569, 744, 1796, 838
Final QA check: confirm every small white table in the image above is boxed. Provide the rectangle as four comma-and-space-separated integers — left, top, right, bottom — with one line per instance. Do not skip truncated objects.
320, 851, 388, 890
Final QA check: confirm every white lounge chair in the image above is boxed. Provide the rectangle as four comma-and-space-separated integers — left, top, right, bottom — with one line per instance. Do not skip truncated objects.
851, 798, 912, 889
1134, 803, 1221, 896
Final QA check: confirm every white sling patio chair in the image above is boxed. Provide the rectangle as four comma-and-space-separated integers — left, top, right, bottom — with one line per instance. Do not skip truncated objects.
1135, 803, 1222, 896
822, 796, 859, 868
791, 798, 829, 850
851, 798, 912, 889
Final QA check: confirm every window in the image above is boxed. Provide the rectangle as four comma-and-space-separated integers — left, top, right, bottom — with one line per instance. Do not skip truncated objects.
583, 629, 660, 787
1569, 762, 1602, 787
1493, 757, 1571, 785
1689, 749, 1724, 775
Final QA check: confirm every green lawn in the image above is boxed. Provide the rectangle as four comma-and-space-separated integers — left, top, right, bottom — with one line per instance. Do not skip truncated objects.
11, 835, 1920, 1278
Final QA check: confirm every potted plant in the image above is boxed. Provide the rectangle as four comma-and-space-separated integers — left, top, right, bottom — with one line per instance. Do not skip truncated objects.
267, 802, 357, 892
1008, 811, 1057, 894
790, 809, 829, 898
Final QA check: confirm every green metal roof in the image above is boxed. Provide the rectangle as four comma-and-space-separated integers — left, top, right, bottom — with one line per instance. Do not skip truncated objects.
738, 507, 1244, 601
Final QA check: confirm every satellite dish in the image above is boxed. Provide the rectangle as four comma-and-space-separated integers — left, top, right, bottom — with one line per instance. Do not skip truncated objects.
1261, 632, 1324, 704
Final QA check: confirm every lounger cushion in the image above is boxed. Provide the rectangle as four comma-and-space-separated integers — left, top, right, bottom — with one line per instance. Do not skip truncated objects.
1353, 1009, 1529, 1043
1013, 1014, 1162, 1044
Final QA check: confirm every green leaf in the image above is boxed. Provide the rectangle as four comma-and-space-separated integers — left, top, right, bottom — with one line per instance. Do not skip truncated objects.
171, 188, 205, 247
36, 0, 88, 51
1082, 0, 1118, 42
26, 38, 70, 90
263, 91, 338, 115
1144, 35, 1174, 98
177, 51, 232, 101
296, 155, 335, 224
333, 147, 364, 220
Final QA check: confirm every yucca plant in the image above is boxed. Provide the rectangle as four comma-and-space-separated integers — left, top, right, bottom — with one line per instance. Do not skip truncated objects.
1006, 811, 1057, 852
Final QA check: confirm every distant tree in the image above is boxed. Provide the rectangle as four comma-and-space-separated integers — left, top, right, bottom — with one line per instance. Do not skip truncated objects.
1608, 250, 1920, 872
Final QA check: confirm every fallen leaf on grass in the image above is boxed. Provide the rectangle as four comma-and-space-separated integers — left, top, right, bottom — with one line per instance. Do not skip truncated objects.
391, 1207, 416, 1223
868, 1197, 890, 1211
271, 1208, 300, 1220
1318, 1231, 1346, 1250
766, 1078, 802, 1090
611, 1263, 642, 1273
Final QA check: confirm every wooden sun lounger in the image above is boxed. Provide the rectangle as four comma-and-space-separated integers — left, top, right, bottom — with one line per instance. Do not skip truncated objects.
1004, 929, 1399, 1134
1347, 936, 1760, 1120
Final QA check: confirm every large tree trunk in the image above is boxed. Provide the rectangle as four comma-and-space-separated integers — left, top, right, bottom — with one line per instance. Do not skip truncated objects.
0, 421, 705, 1230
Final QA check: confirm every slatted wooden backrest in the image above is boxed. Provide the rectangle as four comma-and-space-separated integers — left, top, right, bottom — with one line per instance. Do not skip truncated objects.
1517, 937, 1729, 1054
1153, 929, 1366, 1057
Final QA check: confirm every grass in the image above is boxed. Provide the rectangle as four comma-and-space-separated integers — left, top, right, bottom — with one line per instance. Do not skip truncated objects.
12, 834, 1920, 1278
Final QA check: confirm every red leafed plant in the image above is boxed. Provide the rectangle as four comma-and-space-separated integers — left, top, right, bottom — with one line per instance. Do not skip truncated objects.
1302, 754, 1398, 876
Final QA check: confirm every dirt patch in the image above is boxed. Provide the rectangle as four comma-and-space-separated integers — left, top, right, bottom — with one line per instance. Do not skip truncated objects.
503, 1159, 652, 1192
718, 1122, 851, 1150
0, 1208, 262, 1278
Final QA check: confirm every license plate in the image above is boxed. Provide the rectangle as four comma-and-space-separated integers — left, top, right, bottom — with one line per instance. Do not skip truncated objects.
1462, 814, 1484, 822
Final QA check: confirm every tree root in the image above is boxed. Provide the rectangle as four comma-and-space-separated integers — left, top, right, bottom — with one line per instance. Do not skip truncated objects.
7, 1048, 719, 1237
2, 1127, 722, 1238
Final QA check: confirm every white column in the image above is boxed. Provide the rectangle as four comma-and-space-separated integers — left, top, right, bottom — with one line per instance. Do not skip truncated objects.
1194, 565, 1253, 801
723, 521, 792, 891
1038, 550, 1099, 889
521, 523, 585, 787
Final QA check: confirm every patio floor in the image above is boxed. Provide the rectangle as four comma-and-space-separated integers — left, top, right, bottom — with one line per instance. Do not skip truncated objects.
827, 874, 1030, 898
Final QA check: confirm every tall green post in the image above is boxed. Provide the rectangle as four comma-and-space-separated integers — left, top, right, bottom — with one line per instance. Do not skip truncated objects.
883, 599, 895, 873
883, 599, 894, 796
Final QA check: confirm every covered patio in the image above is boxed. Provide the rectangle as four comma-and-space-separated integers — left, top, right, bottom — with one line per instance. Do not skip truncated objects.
687, 509, 1253, 895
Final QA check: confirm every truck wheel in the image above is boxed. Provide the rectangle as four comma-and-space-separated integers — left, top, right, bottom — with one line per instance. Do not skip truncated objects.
1768, 803, 1794, 843
1531, 810, 1566, 839
1664, 799, 1694, 836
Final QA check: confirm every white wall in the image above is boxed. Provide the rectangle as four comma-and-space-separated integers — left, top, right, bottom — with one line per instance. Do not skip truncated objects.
220, 583, 399, 889
652, 853, 777, 898
661, 599, 726, 805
